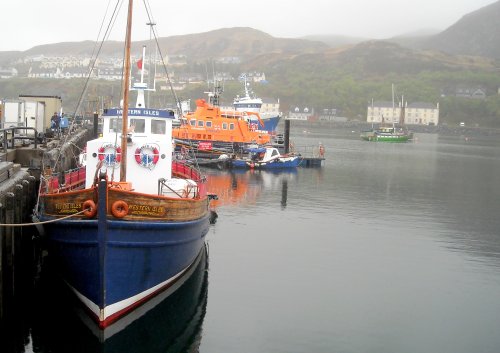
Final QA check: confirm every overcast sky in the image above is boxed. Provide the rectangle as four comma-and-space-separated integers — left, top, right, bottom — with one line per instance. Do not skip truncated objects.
1, 0, 497, 52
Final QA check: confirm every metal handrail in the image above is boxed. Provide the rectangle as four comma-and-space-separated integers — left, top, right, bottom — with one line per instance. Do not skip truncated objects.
0, 127, 40, 152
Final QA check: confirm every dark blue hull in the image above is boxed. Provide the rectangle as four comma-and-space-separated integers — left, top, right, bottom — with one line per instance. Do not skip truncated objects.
44, 215, 209, 327
231, 157, 302, 169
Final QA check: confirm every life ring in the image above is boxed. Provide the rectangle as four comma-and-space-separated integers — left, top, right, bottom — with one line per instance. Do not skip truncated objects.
82, 199, 97, 218
111, 200, 129, 218
135, 144, 160, 169
98, 143, 121, 167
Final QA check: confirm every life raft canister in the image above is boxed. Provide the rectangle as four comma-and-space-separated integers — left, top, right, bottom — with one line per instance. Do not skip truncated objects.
98, 143, 121, 167
135, 144, 160, 169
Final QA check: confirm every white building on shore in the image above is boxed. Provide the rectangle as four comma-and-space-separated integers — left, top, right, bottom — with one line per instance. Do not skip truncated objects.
367, 100, 439, 125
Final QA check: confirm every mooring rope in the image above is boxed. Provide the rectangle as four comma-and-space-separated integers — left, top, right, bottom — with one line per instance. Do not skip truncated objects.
0, 208, 90, 227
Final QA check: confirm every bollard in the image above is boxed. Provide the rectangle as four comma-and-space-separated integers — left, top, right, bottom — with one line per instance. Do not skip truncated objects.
0, 202, 3, 319
4, 192, 15, 298
14, 185, 24, 296
284, 119, 291, 154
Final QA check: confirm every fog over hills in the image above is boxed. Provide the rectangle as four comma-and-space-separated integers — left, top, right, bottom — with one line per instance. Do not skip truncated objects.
419, 0, 500, 58
0, 1, 499, 62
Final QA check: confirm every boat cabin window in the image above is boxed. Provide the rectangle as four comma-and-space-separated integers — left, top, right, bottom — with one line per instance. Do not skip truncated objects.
190, 120, 196, 127
109, 118, 123, 133
130, 118, 145, 133
271, 149, 279, 157
197, 120, 204, 127
151, 119, 166, 134
229, 123, 235, 130
222, 122, 228, 130
206, 121, 212, 128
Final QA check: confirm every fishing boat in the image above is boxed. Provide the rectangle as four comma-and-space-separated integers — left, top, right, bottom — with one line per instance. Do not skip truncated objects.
231, 146, 302, 169
361, 84, 412, 143
233, 76, 282, 133
35, 0, 214, 329
360, 125, 411, 142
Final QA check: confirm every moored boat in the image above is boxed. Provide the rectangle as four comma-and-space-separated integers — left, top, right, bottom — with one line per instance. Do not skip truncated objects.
233, 76, 282, 133
35, 1, 214, 329
172, 97, 272, 157
362, 84, 413, 143
231, 146, 302, 169
360, 125, 411, 142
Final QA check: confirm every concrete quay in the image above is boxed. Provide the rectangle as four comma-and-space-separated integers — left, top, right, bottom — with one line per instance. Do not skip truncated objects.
0, 127, 92, 319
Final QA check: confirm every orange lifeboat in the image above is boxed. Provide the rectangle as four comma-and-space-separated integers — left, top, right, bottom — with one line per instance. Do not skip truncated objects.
172, 99, 271, 150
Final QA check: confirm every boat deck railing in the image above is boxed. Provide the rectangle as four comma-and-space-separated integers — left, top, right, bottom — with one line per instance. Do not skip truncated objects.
289, 144, 326, 159
0, 127, 42, 152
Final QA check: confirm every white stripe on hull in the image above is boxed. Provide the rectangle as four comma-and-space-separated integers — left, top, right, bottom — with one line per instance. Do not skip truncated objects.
67, 261, 192, 323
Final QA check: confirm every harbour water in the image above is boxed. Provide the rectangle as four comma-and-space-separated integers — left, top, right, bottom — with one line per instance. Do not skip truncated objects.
2, 125, 500, 353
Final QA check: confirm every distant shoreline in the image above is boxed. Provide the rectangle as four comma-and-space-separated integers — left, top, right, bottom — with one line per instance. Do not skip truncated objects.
280, 120, 500, 137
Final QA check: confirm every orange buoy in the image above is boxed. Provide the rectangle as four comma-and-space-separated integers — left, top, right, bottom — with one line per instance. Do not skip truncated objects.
111, 200, 129, 218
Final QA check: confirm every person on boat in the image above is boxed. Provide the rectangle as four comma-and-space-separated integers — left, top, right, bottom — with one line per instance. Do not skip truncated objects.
51, 112, 61, 130
318, 142, 325, 157
60, 114, 69, 133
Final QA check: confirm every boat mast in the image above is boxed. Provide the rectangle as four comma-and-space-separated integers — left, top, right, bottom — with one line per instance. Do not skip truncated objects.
120, 0, 134, 182
400, 95, 405, 126
391, 83, 395, 128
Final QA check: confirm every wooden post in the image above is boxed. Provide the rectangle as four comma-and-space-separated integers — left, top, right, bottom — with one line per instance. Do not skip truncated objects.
0, 203, 4, 319
4, 192, 15, 298
93, 112, 99, 139
284, 119, 291, 154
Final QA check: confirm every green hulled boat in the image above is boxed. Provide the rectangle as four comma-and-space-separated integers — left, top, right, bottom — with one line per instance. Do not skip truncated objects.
361, 126, 412, 143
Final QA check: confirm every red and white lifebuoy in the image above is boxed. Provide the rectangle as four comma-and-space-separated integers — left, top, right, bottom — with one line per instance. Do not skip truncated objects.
135, 144, 160, 169
97, 143, 121, 167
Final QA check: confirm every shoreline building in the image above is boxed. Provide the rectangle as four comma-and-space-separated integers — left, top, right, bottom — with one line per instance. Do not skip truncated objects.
367, 100, 439, 126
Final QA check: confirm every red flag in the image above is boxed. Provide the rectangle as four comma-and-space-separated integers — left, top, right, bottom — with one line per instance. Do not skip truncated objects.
137, 58, 143, 69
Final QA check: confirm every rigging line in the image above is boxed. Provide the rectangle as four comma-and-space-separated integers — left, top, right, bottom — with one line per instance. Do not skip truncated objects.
2, 209, 91, 227
141, 1, 206, 170
71, 0, 124, 119
88, 0, 115, 67
141, 0, 204, 169
51, 0, 124, 173
141, 1, 204, 170
142, 0, 182, 114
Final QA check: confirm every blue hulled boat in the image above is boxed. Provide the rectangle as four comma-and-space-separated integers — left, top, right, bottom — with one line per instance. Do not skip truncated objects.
233, 76, 282, 134
231, 146, 302, 169
36, 1, 214, 329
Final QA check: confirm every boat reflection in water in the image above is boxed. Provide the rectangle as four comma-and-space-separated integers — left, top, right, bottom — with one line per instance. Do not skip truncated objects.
204, 168, 297, 209
30, 244, 209, 353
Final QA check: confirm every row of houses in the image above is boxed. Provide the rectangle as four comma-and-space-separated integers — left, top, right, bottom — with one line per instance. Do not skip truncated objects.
285, 101, 439, 126
367, 101, 440, 126
286, 107, 348, 123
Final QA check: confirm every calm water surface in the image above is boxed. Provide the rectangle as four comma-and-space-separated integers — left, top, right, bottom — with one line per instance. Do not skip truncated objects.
2, 126, 500, 353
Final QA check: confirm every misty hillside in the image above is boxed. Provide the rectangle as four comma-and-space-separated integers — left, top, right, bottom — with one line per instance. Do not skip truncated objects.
16, 28, 327, 62
243, 39, 497, 79
2, 0, 500, 64
300, 34, 368, 48
420, 0, 500, 58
